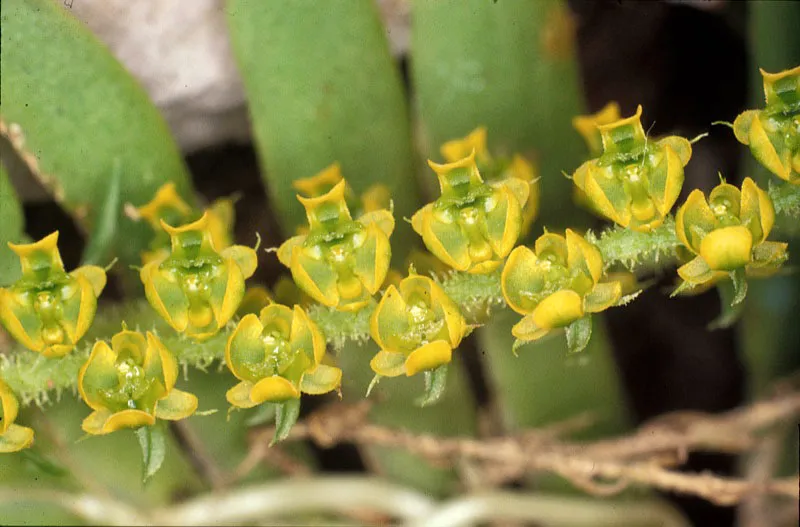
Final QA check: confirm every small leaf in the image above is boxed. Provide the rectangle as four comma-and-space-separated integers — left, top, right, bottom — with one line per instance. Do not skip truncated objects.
729, 268, 748, 306
271, 398, 301, 446
565, 316, 592, 354
708, 279, 745, 330
81, 159, 121, 266
415, 365, 448, 407
135, 424, 166, 483
365, 374, 382, 398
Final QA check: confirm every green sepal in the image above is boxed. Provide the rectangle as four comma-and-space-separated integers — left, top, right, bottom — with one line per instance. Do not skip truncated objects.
708, 279, 745, 330
135, 424, 166, 484
565, 316, 592, 354
271, 397, 301, 446
414, 364, 448, 408
729, 268, 748, 306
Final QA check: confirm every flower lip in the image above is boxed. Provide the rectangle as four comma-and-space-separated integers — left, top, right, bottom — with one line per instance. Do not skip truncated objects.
292, 163, 344, 197
297, 179, 352, 229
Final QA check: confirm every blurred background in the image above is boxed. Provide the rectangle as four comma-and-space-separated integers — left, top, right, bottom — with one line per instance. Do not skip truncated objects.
2, 1, 799, 526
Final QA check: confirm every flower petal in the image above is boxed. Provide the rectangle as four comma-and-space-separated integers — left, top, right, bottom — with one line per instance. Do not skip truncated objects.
146, 332, 178, 393
566, 229, 603, 284
422, 209, 472, 271
141, 262, 190, 332
351, 223, 391, 294
0, 380, 20, 435
225, 314, 266, 383
0, 288, 43, 352
484, 185, 522, 259
221, 245, 258, 279
155, 389, 198, 421
675, 189, 716, 254
0, 423, 34, 453
290, 305, 326, 365
740, 177, 774, 244
359, 209, 395, 238
290, 245, 340, 307
531, 290, 584, 330
369, 349, 406, 377
210, 258, 246, 330
250, 376, 301, 404
677, 256, 715, 285
370, 285, 410, 351
226, 381, 259, 409
70, 265, 107, 297
511, 314, 550, 342
82, 408, 155, 435
699, 225, 753, 271
277, 236, 305, 268
78, 341, 119, 412
501, 246, 540, 315
300, 364, 342, 395
583, 282, 622, 313
405, 340, 453, 377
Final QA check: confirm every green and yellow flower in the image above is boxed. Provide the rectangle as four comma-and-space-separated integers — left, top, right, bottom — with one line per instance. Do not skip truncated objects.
78, 329, 198, 435
440, 127, 539, 234
137, 182, 235, 264
0, 379, 34, 453
412, 151, 530, 274
734, 65, 800, 184
572, 105, 691, 232
0, 233, 106, 358
675, 177, 788, 289
277, 174, 394, 312
501, 229, 621, 345
370, 273, 466, 377
140, 212, 257, 340
225, 304, 341, 407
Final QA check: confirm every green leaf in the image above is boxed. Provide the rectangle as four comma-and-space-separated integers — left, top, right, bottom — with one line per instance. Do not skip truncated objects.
565, 316, 592, 354
81, 159, 121, 266
135, 424, 167, 484
415, 365, 448, 408
271, 398, 301, 446
729, 268, 748, 306
0, 0, 194, 274
20, 449, 69, 478
226, 0, 419, 251
411, 0, 587, 227
0, 163, 25, 285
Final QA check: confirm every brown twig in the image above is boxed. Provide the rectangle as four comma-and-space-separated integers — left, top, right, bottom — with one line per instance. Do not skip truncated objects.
234, 392, 800, 505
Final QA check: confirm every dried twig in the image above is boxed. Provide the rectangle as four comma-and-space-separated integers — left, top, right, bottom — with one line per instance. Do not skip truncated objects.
235, 392, 800, 505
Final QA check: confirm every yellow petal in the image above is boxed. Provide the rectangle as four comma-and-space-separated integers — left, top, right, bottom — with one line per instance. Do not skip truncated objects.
405, 340, 453, 376
748, 114, 790, 181
531, 290, 584, 330
70, 265, 107, 297
136, 183, 192, 229
226, 381, 259, 409
155, 389, 198, 420
740, 177, 774, 244
359, 209, 395, 238
211, 257, 246, 329
141, 261, 190, 332
290, 245, 339, 307
300, 364, 342, 395
421, 208, 472, 271
82, 409, 155, 435
675, 189, 716, 254
370, 285, 410, 351
428, 150, 484, 194
297, 179, 352, 230
699, 225, 753, 271
566, 229, 602, 284
292, 163, 344, 197
277, 236, 305, 268
0, 379, 20, 434
78, 340, 119, 412
225, 313, 265, 382
146, 332, 179, 393
583, 282, 622, 313
290, 305, 326, 365
511, 314, 550, 342
440, 127, 489, 163
221, 245, 258, 279
0, 289, 43, 352
572, 101, 621, 154
369, 349, 406, 377
677, 256, 715, 285
733, 110, 758, 146
0, 423, 34, 453
501, 245, 540, 315
250, 376, 301, 404
8, 232, 64, 276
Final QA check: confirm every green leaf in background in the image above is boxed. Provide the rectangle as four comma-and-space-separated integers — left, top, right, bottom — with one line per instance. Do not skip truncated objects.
226, 0, 420, 249
0, 0, 194, 275
135, 425, 167, 484
411, 0, 588, 228
80, 160, 121, 267
0, 164, 25, 285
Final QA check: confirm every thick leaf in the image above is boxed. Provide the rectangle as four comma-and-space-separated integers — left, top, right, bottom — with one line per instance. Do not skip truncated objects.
226, 0, 419, 248
0, 164, 25, 285
411, 0, 587, 227
0, 0, 194, 273
135, 425, 167, 484
80, 161, 121, 267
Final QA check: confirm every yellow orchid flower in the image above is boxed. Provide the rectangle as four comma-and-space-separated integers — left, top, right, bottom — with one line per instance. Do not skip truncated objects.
440, 127, 539, 233
277, 173, 394, 312
140, 212, 257, 340
412, 151, 530, 274
675, 177, 788, 293
572, 105, 691, 232
0, 379, 34, 453
0, 233, 106, 357
370, 273, 466, 377
501, 229, 621, 351
734, 65, 800, 184
78, 329, 198, 435
225, 304, 341, 407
